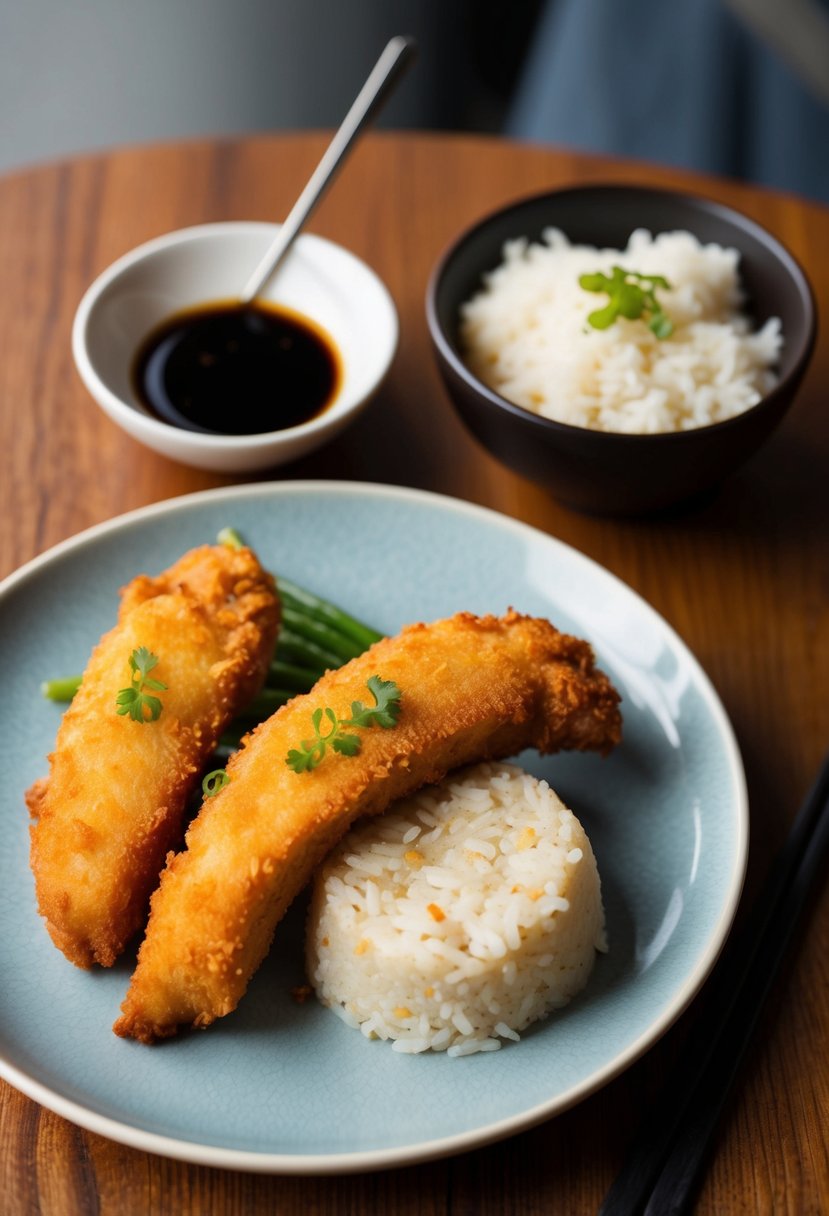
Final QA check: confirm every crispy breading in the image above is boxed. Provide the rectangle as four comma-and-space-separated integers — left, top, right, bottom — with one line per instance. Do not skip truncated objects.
114, 610, 621, 1042
27, 544, 279, 969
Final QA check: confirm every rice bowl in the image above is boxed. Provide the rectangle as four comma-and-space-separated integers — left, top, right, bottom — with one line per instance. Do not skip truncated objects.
306, 762, 606, 1056
427, 184, 815, 513
460, 228, 782, 435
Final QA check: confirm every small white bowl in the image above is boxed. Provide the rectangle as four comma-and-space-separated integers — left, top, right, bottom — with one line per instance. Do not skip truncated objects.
72, 222, 398, 472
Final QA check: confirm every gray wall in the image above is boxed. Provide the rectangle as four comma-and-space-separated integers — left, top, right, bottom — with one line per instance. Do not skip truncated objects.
1, 0, 533, 173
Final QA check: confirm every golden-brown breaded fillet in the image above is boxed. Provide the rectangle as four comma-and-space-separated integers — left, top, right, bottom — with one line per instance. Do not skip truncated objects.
114, 610, 621, 1042
27, 544, 279, 969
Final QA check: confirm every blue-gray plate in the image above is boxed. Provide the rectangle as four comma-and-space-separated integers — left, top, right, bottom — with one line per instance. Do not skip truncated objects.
0, 482, 747, 1173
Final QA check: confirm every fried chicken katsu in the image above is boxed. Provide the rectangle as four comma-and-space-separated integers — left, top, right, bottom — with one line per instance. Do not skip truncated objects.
114, 610, 621, 1043
27, 544, 280, 969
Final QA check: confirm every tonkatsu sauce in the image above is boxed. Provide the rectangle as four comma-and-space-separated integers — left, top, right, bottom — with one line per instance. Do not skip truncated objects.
132, 299, 341, 435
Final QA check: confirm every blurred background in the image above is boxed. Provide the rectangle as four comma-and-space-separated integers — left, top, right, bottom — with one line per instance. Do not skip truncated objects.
2, 0, 827, 202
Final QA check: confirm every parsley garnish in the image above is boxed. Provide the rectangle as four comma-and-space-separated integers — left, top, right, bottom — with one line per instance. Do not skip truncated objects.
203, 769, 230, 797
115, 647, 167, 723
286, 676, 401, 773
579, 266, 674, 338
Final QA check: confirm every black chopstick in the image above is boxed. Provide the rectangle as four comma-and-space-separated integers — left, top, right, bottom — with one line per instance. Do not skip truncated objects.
600, 749, 829, 1216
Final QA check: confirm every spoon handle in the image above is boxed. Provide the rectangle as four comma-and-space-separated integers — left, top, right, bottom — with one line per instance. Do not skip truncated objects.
240, 34, 416, 303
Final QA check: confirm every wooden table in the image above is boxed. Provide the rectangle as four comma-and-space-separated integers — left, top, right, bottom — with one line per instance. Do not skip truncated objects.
1, 132, 827, 1215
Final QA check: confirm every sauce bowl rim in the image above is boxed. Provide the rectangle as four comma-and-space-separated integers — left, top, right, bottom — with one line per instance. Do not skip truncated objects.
73, 220, 399, 451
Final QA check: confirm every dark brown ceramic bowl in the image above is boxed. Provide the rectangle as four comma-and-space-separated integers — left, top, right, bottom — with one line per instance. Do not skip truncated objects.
426, 184, 816, 515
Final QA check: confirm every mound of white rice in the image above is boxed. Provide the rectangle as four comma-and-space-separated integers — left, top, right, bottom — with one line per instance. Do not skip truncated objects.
460, 228, 782, 434
306, 762, 606, 1056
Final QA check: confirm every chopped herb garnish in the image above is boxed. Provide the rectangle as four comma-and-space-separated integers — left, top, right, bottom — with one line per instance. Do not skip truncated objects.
115, 647, 167, 723
286, 676, 401, 773
203, 768, 230, 797
579, 266, 674, 338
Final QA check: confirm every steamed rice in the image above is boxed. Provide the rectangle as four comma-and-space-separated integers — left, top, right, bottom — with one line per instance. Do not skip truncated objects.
460, 228, 782, 434
305, 762, 605, 1056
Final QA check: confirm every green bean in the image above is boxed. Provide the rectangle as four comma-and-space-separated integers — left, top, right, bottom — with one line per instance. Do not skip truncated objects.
275, 628, 341, 673
236, 687, 294, 721
41, 676, 81, 701
267, 659, 318, 693
217, 525, 383, 650
276, 576, 383, 650
42, 637, 333, 706
217, 731, 244, 756
217, 526, 245, 550
280, 605, 363, 663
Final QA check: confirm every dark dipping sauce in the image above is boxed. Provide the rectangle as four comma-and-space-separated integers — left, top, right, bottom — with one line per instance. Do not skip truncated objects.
132, 299, 341, 435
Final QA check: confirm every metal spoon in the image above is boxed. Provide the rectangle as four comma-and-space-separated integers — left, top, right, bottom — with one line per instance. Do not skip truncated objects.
240, 34, 416, 303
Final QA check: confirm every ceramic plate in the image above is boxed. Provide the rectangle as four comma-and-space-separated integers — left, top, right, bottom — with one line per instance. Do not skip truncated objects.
0, 482, 747, 1173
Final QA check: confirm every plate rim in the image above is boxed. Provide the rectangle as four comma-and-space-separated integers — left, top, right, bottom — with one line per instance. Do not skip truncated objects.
0, 479, 748, 1174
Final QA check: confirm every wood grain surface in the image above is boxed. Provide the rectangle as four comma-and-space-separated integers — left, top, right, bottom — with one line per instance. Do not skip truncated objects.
1, 131, 827, 1215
